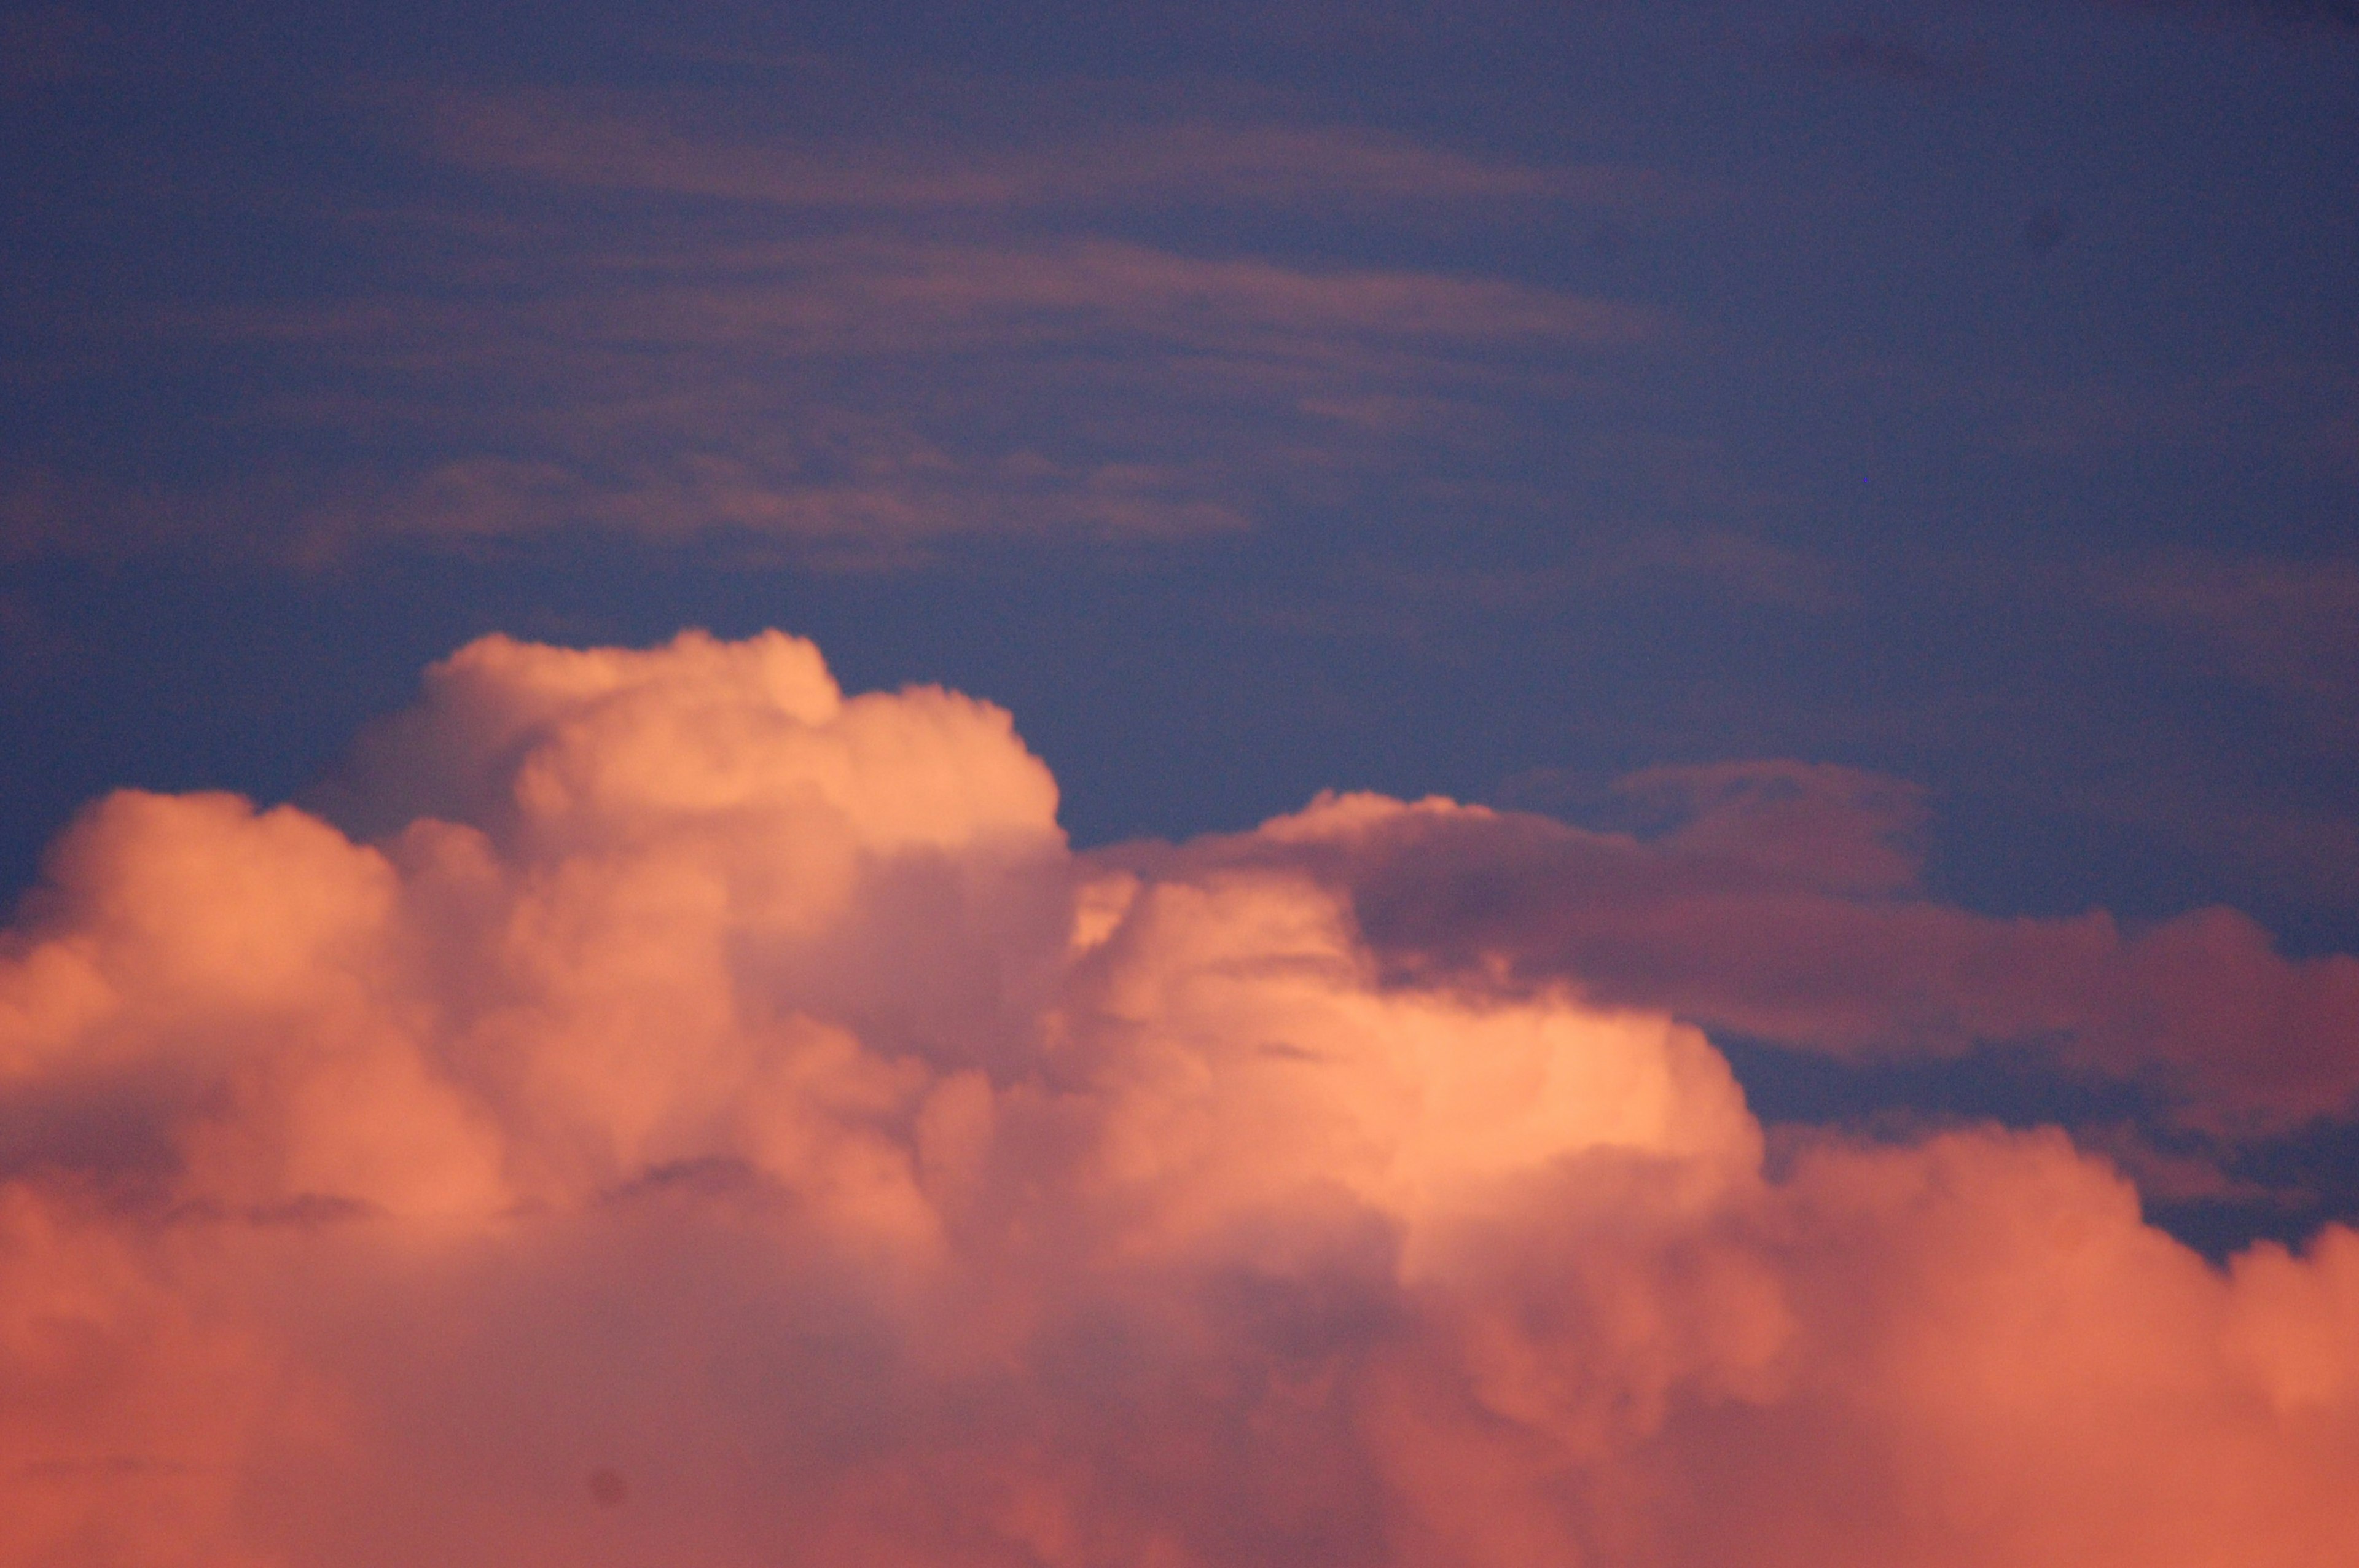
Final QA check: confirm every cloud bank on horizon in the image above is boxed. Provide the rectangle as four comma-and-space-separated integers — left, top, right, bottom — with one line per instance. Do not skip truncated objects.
6, 628, 2357, 1567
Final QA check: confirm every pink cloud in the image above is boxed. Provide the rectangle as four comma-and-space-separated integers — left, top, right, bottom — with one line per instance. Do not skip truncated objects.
423, 90, 1662, 214
3, 630, 2357, 1564
15, 84, 1679, 566
216, 237, 1656, 362
93, 234, 1654, 562
2110, 551, 2359, 717
1157, 786, 2359, 1131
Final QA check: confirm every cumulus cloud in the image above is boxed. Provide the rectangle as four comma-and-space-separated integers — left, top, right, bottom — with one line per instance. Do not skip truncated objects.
4, 629, 2358, 1566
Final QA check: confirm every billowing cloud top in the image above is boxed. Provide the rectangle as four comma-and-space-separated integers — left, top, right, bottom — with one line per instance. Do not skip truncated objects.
4, 630, 2357, 1566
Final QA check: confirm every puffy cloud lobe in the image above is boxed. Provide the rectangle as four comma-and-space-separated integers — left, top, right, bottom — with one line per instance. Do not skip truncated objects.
0, 629, 2355, 1566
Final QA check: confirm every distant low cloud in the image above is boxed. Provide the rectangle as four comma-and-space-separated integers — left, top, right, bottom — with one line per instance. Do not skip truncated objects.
3, 629, 2357, 1564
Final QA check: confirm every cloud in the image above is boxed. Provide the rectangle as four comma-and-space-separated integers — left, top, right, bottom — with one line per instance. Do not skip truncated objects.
425, 90, 1657, 213
1135, 777, 2359, 1133
34, 230, 1657, 563
2109, 551, 2359, 717
10, 77, 1677, 565
2, 628, 2358, 1563
232, 236, 1649, 360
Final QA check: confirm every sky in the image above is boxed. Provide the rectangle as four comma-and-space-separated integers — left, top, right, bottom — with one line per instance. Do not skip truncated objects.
4, 2, 2359, 1562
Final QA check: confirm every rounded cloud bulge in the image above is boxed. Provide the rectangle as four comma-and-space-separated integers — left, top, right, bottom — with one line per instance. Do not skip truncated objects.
2, 628, 2356, 1567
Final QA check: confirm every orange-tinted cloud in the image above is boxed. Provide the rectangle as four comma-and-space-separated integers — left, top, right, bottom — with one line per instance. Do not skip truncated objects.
1168, 781, 2359, 1132
2, 630, 2356, 1565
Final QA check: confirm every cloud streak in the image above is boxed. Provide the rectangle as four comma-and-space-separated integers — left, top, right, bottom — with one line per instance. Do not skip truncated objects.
5, 80, 1675, 565
426, 90, 1658, 213
2110, 552, 2359, 719
3, 629, 2357, 1564
171, 226, 1661, 554
39, 220, 1659, 561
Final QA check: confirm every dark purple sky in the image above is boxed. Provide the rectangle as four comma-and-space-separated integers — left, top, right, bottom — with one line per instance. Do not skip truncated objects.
6, 0, 2358, 1249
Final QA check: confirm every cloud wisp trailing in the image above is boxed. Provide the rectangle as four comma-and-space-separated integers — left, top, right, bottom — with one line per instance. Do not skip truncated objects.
2110, 552, 2359, 724
3, 628, 2357, 1566
196, 232, 1656, 558
424, 88, 1657, 213
5, 81, 1670, 566
1185, 766, 2359, 1134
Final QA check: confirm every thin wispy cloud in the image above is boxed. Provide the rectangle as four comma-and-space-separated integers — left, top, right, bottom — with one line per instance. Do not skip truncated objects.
426, 88, 1661, 212
7, 85, 1673, 564
2108, 552, 2359, 724
52, 225, 1664, 560
2113, 552, 2359, 644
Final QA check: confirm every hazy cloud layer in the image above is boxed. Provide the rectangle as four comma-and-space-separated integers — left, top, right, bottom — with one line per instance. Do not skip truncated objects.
4, 630, 2357, 1565
237, 219, 1654, 552
425, 89, 1657, 212
2110, 553, 2359, 722
6, 82, 1669, 565
6, 0, 2356, 599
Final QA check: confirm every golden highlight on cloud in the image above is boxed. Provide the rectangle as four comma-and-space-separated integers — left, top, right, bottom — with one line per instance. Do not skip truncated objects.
4, 630, 2357, 1566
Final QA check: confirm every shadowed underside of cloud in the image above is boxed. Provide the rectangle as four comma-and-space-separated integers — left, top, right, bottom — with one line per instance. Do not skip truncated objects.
1146, 771, 2359, 1134
3, 629, 2357, 1565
